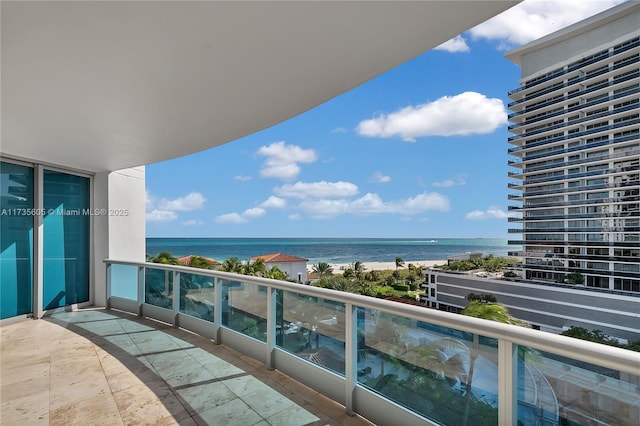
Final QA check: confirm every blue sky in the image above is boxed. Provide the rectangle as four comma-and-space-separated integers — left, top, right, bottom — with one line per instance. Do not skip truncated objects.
145, 0, 626, 238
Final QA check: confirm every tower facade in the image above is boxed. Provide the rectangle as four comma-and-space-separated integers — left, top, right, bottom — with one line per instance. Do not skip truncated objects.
506, 2, 639, 292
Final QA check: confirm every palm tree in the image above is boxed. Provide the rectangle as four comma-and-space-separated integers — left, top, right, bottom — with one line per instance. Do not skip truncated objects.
149, 251, 179, 265
351, 261, 366, 281
342, 268, 356, 280
395, 257, 405, 270
243, 258, 267, 276
265, 266, 288, 281
365, 270, 381, 282
188, 256, 215, 269
462, 301, 530, 327
460, 301, 530, 425
220, 256, 243, 273
321, 276, 361, 293
311, 262, 333, 279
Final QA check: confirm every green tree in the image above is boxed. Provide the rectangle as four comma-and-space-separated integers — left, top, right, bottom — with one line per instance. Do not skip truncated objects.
465, 293, 497, 304
316, 276, 362, 294
351, 261, 366, 281
265, 266, 289, 281
365, 270, 382, 282
461, 301, 530, 425
243, 258, 267, 276
220, 256, 243, 273
188, 256, 215, 269
395, 257, 405, 270
149, 251, 179, 265
311, 262, 333, 279
564, 272, 585, 285
342, 268, 356, 280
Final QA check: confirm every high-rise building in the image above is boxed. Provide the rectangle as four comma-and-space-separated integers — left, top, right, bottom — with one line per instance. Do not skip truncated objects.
506, 1, 640, 293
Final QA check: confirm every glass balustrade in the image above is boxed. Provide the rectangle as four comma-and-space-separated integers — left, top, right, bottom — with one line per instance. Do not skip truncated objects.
144, 266, 173, 309
104, 260, 640, 426
220, 279, 267, 341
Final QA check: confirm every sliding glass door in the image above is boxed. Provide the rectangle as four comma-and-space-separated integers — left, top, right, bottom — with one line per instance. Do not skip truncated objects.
43, 170, 90, 310
0, 162, 34, 319
1, 162, 91, 319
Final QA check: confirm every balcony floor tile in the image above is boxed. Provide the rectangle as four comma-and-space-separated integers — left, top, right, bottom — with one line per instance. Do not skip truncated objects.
0, 308, 375, 426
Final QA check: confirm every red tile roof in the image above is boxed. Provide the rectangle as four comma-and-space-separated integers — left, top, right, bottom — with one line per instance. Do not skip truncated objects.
250, 253, 308, 263
176, 255, 221, 267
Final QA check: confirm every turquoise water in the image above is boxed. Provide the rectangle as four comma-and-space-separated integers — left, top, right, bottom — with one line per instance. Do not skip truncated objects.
146, 237, 515, 264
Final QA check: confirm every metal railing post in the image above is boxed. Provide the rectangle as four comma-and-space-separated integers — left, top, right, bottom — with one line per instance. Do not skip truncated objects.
345, 303, 357, 416
137, 266, 145, 317
105, 262, 112, 309
266, 287, 277, 370
498, 339, 516, 426
172, 271, 180, 327
213, 277, 222, 344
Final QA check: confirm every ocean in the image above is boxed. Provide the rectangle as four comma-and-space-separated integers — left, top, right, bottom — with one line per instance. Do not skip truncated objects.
146, 238, 516, 264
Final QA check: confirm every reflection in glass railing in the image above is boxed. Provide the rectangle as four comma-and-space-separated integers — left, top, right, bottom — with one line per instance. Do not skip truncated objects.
356, 308, 499, 426
179, 272, 214, 322
144, 267, 173, 308
517, 347, 640, 426
221, 280, 267, 342
277, 291, 346, 376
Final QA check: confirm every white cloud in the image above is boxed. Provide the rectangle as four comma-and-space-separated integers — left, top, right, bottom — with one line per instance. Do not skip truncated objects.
435, 35, 470, 53
182, 219, 203, 226
243, 207, 266, 219
432, 177, 467, 188
465, 206, 516, 220
234, 175, 252, 182
214, 213, 247, 224
370, 172, 391, 183
300, 191, 450, 219
158, 192, 206, 211
356, 92, 507, 142
146, 209, 177, 222
214, 207, 266, 225
274, 181, 359, 199
257, 141, 317, 181
470, 0, 626, 48
331, 127, 347, 133
288, 214, 302, 221
260, 196, 287, 209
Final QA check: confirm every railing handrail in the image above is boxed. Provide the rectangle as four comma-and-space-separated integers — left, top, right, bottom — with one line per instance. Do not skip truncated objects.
105, 259, 640, 376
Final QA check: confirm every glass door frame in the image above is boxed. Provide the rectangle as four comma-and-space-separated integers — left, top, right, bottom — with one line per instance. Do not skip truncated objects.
0, 156, 94, 320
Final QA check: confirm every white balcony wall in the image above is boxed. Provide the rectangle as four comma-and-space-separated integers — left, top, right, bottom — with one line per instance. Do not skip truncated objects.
94, 166, 145, 307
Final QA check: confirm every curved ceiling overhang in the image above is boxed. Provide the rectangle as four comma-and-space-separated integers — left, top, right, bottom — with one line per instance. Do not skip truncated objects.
1, 1, 518, 172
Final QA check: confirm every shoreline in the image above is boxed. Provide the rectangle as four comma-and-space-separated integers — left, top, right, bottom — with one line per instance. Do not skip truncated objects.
323, 259, 446, 273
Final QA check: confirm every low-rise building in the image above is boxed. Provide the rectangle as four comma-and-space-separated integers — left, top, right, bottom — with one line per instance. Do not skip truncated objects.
251, 253, 308, 282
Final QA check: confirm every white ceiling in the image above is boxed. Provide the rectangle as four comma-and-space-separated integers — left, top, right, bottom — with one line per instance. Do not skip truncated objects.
1, 1, 518, 172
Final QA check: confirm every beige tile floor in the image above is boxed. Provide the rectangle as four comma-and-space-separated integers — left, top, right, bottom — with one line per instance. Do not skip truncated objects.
0, 308, 375, 426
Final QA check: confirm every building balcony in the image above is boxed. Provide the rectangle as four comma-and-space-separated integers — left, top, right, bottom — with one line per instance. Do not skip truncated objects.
1, 308, 370, 426
4, 261, 638, 426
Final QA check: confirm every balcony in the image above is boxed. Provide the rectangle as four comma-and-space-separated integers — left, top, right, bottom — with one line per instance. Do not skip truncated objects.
4, 260, 638, 426
120, 262, 640, 424
1, 308, 369, 426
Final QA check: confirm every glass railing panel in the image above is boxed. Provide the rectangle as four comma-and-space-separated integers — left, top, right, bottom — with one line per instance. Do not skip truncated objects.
356, 308, 499, 425
221, 279, 267, 341
144, 267, 173, 309
516, 346, 640, 426
109, 263, 138, 300
277, 291, 346, 376
179, 272, 214, 322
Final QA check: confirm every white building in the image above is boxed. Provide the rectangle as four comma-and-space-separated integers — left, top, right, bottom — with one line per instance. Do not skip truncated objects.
251, 253, 308, 283
505, 1, 640, 292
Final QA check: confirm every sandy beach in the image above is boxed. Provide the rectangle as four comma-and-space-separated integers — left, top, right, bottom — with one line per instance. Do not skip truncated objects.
323, 259, 446, 273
